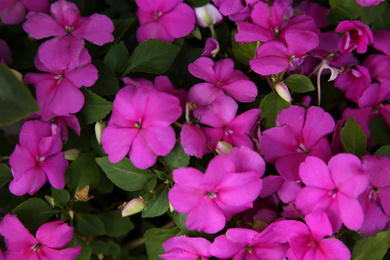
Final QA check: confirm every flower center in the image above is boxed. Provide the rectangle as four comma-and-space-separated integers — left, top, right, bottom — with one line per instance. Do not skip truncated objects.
153, 11, 162, 21
207, 191, 218, 199
297, 143, 309, 153
36, 155, 46, 167
33, 243, 41, 252
246, 246, 253, 253
308, 238, 318, 248
66, 26, 73, 34
328, 188, 337, 198
224, 128, 233, 137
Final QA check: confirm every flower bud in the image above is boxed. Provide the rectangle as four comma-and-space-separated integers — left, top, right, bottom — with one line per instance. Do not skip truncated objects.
64, 148, 80, 161
201, 38, 220, 58
194, 4, 223, 28
45, 195, 55, 208
75, 185, 94, 202
95, 121, 106, 145
275, 82, 292, 103
215, 141, 233, 155
121, 198, 145, 217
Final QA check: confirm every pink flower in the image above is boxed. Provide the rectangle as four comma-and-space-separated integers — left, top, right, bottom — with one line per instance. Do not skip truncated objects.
356, 0, 385, 7
260, 106, 335, 181
159, 236, 212, 260
188, 57, 258, 102
336, 20, 373, 55
135, 0, 195, 43
23, 0, 114, 70
25, 48, 98, 118
0, 39, 12, 65
0, 0, 50, 24
101, 85, 182, 169
201, 38, 220, 57
212, 0, 246, 16
0, 214, 81, 260
168, 155, 262, 233
334, 65, 371, 102
9, 120, 68, 196
295, 154, 369, 231
273, 211, 351, 260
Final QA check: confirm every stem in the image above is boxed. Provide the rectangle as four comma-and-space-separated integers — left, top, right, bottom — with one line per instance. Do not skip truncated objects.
173, 121, 183, 128
307, 61, 324, 78
317, 61, 325, 107
157, 156, 171, 173
209, 25, 216, 39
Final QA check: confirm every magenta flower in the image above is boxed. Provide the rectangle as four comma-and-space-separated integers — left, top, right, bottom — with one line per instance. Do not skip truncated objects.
273, 211, 351, 260
336, 20, 373, 55
201, 38, 220, 58
0, 214, 81, 260
101, 86, 182, 169
159, 235, 212, 260
9, 120, 68, 196
23, 0, 114, 70
295, 154, 369, 231
25, 48, 98, 118
356, 0, 385, 7
189, 57, 258, 103
210, 225, 288, 259
0, 0, 50, 24
372, 29, 390, 57
168, 155, 262, 233
212, 0, 246, 16
260, 106, 335, 181
135, 0, 195, 43
0, 39, 12, 65
334, 65, 371, 102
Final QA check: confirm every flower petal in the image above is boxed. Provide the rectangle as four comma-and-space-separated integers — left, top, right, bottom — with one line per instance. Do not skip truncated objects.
36, 221, 74, 249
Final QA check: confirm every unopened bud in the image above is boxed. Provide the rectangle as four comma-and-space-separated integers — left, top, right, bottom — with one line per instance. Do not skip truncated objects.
75, 185, 94, 202
121, 197, 145, 217
275, 82, 292, 103
64, 148, 80, 161
69, 210, 75, 220
169, 202, 174, 212
45, 195, 55, 208
215, 141, 233, 155
194, 3, 223, 28
95, 121, 106, 145
202, 38, 220, 58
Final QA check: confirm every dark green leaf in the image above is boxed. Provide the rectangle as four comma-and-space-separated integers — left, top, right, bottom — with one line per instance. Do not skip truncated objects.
341, 116, 367, 157
259, 91, 291, 129
12, 198, 53, 229
375, 145, 390, 157
185, 0, 209, 8
154, 169, 170, 181
90, 240, 109, 255
0, 63, 40, 126
89, 59, 120, 96
326, 7, 352, 24
51, 187, 71, 208
164, 142, 190, 170
369, 118, 390, 144
352, 230, 390, 260
142, 187, 170, 218
96, 156, 156, 191
144, 227, 181, 260
77, 213, 106, 236
77, 88, 113, 126
99, 210, 134, 237
361, 1, 388, 25
231, 30, 258, 66
65, 152, 101, 195
329, 0, 364, 19
0, 163, 12, 188
371, 4, 390, 31
72, 235, 92, 260
125, 40, 181, 74
104, 41, 129, 74
284, 74, 315, 93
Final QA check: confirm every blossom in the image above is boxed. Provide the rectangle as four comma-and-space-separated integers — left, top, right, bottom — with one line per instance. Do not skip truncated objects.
0, 214, 81, 260
188, 57, 258, 103
9, 120, 68, 196
356, 0, 385, 7
0, 0, 50, 24
212, 0, 246, 16
295, 154, 369, 231
101, 85, 182, 169
0, 39, 12, 65
334, 65, 371, 102
201, 38, 220, 57
260, 106, 335, 181
23, 0, 114, 70
135, 0, 195, 43
273, 211, 351, 260
159, 236, 212, 260
168, 155, 262, 233
336, 20, 373, 55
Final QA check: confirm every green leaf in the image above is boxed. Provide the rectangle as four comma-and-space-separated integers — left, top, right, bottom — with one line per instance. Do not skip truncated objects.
352, 230, 390, 260
144, 227, 181, 260
104, 41, 129, 74
0, 63, 40, 126
77, 213, 106, 236
284, 74, 315, 93
361, 1, 388, 25
369, 118, 390, 144
51, 187, 71, 208
96, 156, 156, 191
340, 116, 367, 158
371, 4, 390, 31
185, 0, 209, 8
89, 59, 120, 96
154, 169, 170, 181
72, 235, 92, 260
125, 39, 181, 74
259, 91, 291, 129
231, 30, 258, 65
65, 152, 101, 195
98, 210, 134, 237
326, 7, 352, 24
329, 0, 364, 19
12, 198, 53, 229
375, 145, 390, 158
142, 187, 170, 218
90, 240, 109, 255
0, 163, 12, 188
164, 142, 190, 170
77, 88, 113, 126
